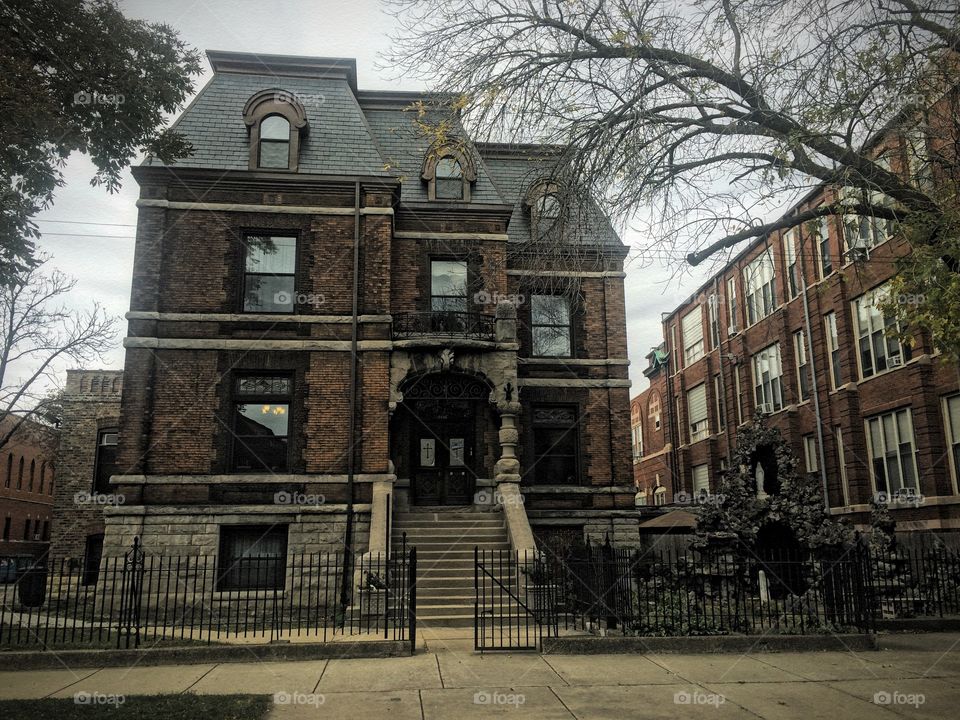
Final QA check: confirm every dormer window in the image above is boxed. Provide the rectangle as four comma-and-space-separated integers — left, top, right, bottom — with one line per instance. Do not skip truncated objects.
258, 115, 291, 169
422, 142, 476, 201
526, 181, 565, 237
436, 158, 464, 200
242, 89, 308, 172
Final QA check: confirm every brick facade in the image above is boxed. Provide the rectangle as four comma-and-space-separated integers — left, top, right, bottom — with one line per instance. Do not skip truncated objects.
0, 416, 58, 560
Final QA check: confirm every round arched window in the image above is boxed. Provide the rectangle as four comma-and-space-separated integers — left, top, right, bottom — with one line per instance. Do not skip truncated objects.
259, 115, 291, 169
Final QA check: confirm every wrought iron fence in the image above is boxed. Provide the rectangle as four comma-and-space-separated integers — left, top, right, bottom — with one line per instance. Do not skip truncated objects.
476, 541, 877, 650
393, 311, 495, 340
869, 541, 960, 619
0, 537, 416, 650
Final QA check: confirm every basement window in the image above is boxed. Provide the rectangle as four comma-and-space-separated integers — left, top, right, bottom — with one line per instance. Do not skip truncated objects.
216, 525, 288, 591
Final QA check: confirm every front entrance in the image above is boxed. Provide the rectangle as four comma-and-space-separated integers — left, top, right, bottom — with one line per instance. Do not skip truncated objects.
410, 399, 475, 505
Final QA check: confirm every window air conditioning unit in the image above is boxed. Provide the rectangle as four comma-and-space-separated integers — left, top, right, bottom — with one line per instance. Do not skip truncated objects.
727, 325, 738, 336
33, 534, 41, 541
888, 354, 904, 367
845, 247, 869, 264
757, 402, 774, 415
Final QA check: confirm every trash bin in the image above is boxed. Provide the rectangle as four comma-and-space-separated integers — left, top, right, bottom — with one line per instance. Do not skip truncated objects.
17, 563, 48, 608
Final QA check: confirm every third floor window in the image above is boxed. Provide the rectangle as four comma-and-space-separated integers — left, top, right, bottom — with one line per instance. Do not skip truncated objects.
743, 249, 776, 325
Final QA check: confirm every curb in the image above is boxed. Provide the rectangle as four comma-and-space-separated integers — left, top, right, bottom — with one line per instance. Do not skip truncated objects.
874, 617, 960, 633
0, 640, 410, 670
541, 633, 878, 654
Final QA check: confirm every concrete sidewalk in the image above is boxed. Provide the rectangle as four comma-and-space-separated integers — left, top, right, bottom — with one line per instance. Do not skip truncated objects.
1, 630, 959, 718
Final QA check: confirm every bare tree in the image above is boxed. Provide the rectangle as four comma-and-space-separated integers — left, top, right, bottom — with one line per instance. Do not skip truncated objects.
384, 0, 959, 269
0, 258, 116, 451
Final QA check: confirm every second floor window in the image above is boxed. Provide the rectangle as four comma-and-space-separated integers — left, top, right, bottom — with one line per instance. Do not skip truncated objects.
233, 376, 291, 472
243, 235, 297, 313
743, 249, 776, 325
258, 115, 291, 169
752, 344, 784, 413
681, 306, 704, 365
853, 285, 910, 379
866, 408, 919, 497
531, 295, 571, 357
794, 329, 810, 402
430, 260, 468, 312
93, 429, 119, 494
687, 383, 709, 442
825, 312, 842, 389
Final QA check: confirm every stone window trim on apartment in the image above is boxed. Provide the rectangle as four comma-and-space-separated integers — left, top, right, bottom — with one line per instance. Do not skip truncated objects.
852, 282, 911, 381
216, 524, 289, 592
242, 89, 309, 172
239, 232, 300, 314
421, 141, 477, 201
943, 393, 960, 495
865, 406, 920, 499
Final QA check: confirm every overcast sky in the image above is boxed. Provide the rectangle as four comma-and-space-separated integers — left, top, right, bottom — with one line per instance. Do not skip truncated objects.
27, 0, 714, 396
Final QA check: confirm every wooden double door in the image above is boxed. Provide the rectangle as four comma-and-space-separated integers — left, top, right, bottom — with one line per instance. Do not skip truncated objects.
410, 399, 475, 505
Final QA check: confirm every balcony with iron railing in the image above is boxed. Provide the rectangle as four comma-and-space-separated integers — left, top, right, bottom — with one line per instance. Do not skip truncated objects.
392, 311, 496, 346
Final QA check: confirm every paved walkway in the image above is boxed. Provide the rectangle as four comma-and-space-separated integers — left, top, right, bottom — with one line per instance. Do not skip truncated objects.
1, 630, 959, 718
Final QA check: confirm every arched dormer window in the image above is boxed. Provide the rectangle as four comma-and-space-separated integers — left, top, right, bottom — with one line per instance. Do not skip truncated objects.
421, 142, 476, 201
525, 180, 564, 237
242, 89, 309, 172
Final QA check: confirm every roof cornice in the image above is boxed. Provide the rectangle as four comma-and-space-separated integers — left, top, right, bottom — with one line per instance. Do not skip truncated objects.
206, 50, 358, 92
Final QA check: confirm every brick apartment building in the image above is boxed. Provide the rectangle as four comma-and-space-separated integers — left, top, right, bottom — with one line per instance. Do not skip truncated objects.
100, 51, 634, 572
0, 415, 58, 565
633, 120, 960, 533
49, 370, 123, 564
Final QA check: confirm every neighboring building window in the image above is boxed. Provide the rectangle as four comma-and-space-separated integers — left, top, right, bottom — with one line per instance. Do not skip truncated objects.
631, 419, 644, 460
734, 369, 743, 425
743, 248, 776, 325
675, 397, 684, 445
692, 464, 710, 496
835, 426, 850, 506
92, 429, 119, 494
670, 324, 679, 372
28, 460, 35, 491
4, 453, 10, 488
707, 294, 720, 349
866, 408, 919, 497
242, 234, 297, 313
794, 329, 810, 402
531, 406, 579, 485
943, 394, 960, 493
636, 489, 648, 506
681, 306, 704, 365
531, 295, 572, 357
39, 463, 45, 494
648, 392, 662, 431
803, 434, 819, 474
217, 525, 288, 591
232, 375, 292, 472
714, 375, 725, 432
816, 216, 833, 278
825, 312, 842, 389
853, 284, 910, 379
23, 518, 31, 541
726, 277, 738, 334
687, 383, 709, 442
2, 517, 9, 541
654, 484, 667, 506
17, 457, 23, 489
783, 229, 799, 299
42, 520, 49, 541
435, 157, 464, 200
258, 115, 290, 169
751, 344, 784, 413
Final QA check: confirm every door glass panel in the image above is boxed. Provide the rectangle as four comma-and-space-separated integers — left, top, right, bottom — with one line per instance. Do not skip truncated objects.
419, 438, 436, 467
449, 437, 465, 467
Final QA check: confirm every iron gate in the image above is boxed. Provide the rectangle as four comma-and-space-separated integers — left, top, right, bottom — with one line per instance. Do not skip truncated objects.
474, 548, 555, 651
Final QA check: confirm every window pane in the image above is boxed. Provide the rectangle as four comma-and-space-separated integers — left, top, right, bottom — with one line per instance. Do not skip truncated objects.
236, 402, 289, 437
244, 275, 295, 313
261, 116, 289, 140
533, 326, 571, 357
245, 236, 297, 274
237, 376, 292, 396
537, 194, 561, 220
259, 140, 289, 168
217, 526, 287, 591
532, 295, 570, 325
431, 260, 467, 298
436, 158, 462, 179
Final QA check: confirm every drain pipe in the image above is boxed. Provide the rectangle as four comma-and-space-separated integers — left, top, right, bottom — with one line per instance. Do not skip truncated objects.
339, 181, 361, 617
798, 235, 830, 512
